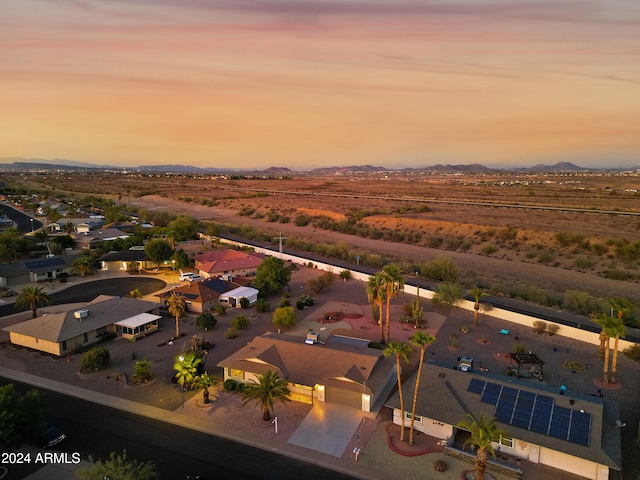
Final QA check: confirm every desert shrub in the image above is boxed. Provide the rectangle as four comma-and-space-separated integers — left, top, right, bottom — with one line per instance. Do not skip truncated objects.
294, 214, 310, 226
421, 256, 459, 283
298, 294, 316, 308
533, 321, 547, 334
81, 347, 110, 371
433, 460, 447, 472
223, 378, 237, 391
431, 282, 463, 308
231, 315, 250, 330
339, 269, 351, 280
225, 327, 238, 339
189, 334, 206, 354
590, 243, 608, 255
239, 297, 250, 309
602, 269, 635, 281
279, 297, 291, 308
255, 298, 270, 313
214, 305, 227, 316
537, 251, 555, 264
513, 343, 528, 354
574, 256, 594, 269
307, 272, 335, 294
132, 359, 153, 384
563, 290, 603, 316
623, 344, 640, 362
547, 324, 559, 336
195, 312, 217, 330
496, 225, 518, 243
481, 243, 497, 255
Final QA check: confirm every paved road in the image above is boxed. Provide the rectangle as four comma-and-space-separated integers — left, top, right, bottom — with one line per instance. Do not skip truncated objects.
2, 378, 357, 480
0, 204, 42, 234
0, 277, 166, 318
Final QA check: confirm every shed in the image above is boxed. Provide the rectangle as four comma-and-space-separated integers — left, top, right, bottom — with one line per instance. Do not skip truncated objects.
218, 286, 259, 308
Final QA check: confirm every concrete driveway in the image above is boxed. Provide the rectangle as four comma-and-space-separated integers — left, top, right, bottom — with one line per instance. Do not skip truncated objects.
287, 402, 364, 457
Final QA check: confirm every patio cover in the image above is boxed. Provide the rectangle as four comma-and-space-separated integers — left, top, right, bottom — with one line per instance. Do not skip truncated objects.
114, 313, 161, 329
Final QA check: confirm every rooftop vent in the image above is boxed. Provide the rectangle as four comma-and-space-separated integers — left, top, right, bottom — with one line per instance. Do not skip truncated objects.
74, 309, 89, 319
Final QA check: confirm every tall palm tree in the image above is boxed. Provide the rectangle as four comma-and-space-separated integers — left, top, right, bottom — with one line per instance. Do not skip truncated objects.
366, 273, 386, 343
15, 285, 51, 318
457, 414, 507, 480
173, 351, 202, 390
384, 342, 412, 442
594, 314, 616, 384
608, 317, 627, 384
408, 332, 435, 446
241, 370, 291, 421
194, 372, 219, 404
469, 286, 486, 327
382, 265, 405, 344
166, 292, 187, 338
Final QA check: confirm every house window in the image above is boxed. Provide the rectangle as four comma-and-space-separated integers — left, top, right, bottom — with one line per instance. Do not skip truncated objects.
62, 340, 67, 351
230, 369, 244, 379
96, 326, 107, 337
405, 412, 422, 424
499, 435, 513, 448
83, 333, 88, 343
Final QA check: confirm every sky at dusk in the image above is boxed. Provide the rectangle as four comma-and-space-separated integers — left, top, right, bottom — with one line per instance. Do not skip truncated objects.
1, 0, 639, 170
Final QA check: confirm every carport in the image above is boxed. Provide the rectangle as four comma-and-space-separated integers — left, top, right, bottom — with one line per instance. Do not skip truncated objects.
114, 313, 161, 339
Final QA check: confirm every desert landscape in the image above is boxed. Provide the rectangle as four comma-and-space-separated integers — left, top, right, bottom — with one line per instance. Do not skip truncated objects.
5, 169, 640, 306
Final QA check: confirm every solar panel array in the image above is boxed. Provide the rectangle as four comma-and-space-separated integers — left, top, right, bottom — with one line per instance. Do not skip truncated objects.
24, 258, 64, 269
467, 378, 591, 447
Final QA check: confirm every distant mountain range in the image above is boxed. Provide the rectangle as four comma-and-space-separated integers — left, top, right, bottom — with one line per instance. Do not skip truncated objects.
0, 157, 636, 175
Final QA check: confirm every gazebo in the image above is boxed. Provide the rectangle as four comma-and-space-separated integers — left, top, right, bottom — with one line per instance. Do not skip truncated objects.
508, 352, 545, 379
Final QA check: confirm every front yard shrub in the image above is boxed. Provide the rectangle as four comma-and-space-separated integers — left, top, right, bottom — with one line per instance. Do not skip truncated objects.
623, 344, 640, 362
239, 297, 250, 309
339, 269, 351, 280
255, 298, 271, 313
279, 297, 291, 308
513, 343, 528, 355
273, 306, 296, 328
225, 327, 238, 339
433, 460, 447, 472
223, 379, 237, 391
231, 315, 250, 330
214, 305, 227, 316
296, 294, 316, 310
81, 347, 110, 371
132, 359, 153, 384
195, 312, 217, 330
533, 320, 547, 334
547, 324, 559, 336
307, 272, 335, 294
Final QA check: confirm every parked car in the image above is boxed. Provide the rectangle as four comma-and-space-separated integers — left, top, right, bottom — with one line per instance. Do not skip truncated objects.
457, 356, 474, 372
39, 423, 66, 449
179, 272, 196, 281
187, 274, 202, 282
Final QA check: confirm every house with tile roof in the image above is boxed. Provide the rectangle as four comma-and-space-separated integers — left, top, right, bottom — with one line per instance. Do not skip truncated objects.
156, 278, 235, 313
2, 295, 162, 355
386, 363, 621, 480
194, 249, 263, 279
218, 333, 396, 411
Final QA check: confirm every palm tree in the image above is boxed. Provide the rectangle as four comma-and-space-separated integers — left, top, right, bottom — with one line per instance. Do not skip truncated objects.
173, 351, 202, 390
594, 314, 616, 384
608, 317, 627, 384
15, 285, 51, 318
194, 372, 219, 404
469, 286, 486, 327
381, 265, 405, 344
366, 273, 386, 343
457, 414, 507, 480
384, 342, 412, 442
166, 292, 187, 338
241, 370, 291, 421
408, 332, 435, 446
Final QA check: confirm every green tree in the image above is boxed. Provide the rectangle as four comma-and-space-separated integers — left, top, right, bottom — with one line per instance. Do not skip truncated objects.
456, 414, 508, 480
432, 282, 463, 309
469, 286, 487, 327
232, 314, 250, 330
144, 239, 173, 267
194, 372, 219, 404
253, 256, 292, 296
594, 314, 617, 384
241, 370, 291, 421
171, 249, 190, 270
307, 272, 335, 294
384, 342, 411, 442
76, 450, 158, 480
366, 273, 386, 343
0, 227, 28, 261
609, 317, 627, 384
173, 351, 203, 390
81, 347, 110, 371
166, 292, 187, 338
272, 306, 296, 328
74, 254, 98, 276
15, 285, 51, 318
195, 312, 217, 330
381, 265, 405, 344
408, 332, 435, 446
166, 215, 201, 242
132, 360, 153, 384
0, 384, 45, 451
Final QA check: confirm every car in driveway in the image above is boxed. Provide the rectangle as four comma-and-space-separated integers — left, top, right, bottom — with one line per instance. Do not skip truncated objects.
179, 272, 196, 281
39, 423, 66, 449
457, 356, 474, 372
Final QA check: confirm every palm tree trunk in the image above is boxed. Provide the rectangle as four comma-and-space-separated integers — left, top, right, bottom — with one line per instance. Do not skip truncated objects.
409, 348, 425, 446
175, 315, 180, 338
602, 336, 610, 384
203, 388, 210, 404
610, 335, 620, 384
476, 448, 488, 480
598, 330, 606, 359
473, 302, 479, 327
378, 300, 384, 344
385, 299, 392, 344
262, 404, 271, 421
396, 354, 406, 442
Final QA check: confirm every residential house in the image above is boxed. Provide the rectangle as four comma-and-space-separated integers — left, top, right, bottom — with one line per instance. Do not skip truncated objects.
72, 227, 129, 250
386, 363, 621, 480
0, 256, 76, 288
99, 248, 154, 272
156, 279, 225, 313
2, 295, 162, 355
218, 333, 396, 412
194, 249, 263, 279
218, 285, 258, 308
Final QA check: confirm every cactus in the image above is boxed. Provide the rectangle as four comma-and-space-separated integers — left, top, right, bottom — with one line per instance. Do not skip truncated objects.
433, 460, 446, 472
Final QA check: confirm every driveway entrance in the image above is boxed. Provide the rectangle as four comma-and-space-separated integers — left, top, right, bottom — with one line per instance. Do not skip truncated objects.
287, 402, 363, 457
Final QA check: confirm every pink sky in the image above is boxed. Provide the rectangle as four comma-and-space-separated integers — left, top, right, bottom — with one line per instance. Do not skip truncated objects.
1, 1, 639, 169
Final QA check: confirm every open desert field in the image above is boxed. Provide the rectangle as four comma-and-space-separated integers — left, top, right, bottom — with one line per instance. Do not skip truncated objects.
8, 170, 640, 303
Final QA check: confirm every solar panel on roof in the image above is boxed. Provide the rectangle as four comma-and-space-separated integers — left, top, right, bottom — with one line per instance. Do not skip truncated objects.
536, 394, 554, 405
530, 418, 550, 434
511, 416, 531, 429
501, 386, 518, 398
519, 390, 536, 401
467, 378, 486, 394
553, 406, 572, 417
481, 382, 502, 404
549, 424, 570, 441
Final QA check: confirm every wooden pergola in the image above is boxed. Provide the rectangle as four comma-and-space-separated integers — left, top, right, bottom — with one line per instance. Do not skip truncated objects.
508, 352, 545, 378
